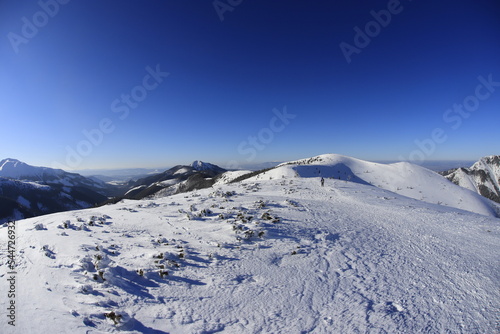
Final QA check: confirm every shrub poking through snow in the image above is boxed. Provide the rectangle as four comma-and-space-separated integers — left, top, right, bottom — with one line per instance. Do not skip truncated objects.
261, 212, 280, 223
232, 222, 264, 241
210, 189, 236, 198
79, 224, 90, 231
104, 311, 122, 325
167, 259, 180, 268
243, 230, 254, 239
78, 284, 96, 295
93, 270, 106, 282
261, 212, 272, 220
93, 253, 111, 270
41, 245, 55, 258
152, 252, 164, 260
200, 208, 213, 216
255, 200, 266, 209
236, 213, 253, 223
64, 220, 71, 228
159, 270, 169, 278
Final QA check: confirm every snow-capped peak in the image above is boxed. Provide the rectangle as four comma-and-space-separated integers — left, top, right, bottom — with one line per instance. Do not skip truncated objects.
0, 158, 23, 169
442, 155, 500, 204
0, 158, 64, 180
191, 160, 225, 173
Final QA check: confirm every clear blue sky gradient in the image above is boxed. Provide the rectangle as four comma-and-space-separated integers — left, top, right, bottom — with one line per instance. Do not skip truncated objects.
1, 0, 499, 169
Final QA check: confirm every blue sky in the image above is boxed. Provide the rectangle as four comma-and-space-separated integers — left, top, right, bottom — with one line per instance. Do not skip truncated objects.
1, 0, 499, 170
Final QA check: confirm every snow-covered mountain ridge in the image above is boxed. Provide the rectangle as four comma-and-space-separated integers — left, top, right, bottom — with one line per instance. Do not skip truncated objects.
441, 155, 500, 204
118, 162, 227, 201
0, 159, 116, 223
0, 177, 108, 223
0, 174, 498, 333
247, 154, 499, 217
0, 158, 105, 189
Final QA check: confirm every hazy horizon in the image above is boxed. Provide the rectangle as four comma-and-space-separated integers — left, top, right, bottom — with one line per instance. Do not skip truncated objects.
68, 158, 478, 176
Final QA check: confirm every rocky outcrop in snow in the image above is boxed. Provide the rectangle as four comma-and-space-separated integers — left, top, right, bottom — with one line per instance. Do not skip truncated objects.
441, 155, 500, 204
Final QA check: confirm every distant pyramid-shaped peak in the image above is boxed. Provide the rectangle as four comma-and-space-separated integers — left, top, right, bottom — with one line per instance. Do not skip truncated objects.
191, 161, 226, 173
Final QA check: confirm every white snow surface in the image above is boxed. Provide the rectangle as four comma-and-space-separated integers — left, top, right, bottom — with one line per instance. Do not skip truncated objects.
174, 167, 191, 175
250, 154, 499, 217
157, 179, 181, 187
214, 170, 252, 186
451, 168, 479, 192
124, 185, 147, 196
1, 174, 499, 333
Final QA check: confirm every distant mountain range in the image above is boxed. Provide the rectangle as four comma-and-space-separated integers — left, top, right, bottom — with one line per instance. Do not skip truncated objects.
440, 155, 500, 204
0, 159, 228, 222
0, 158, 114, 222
1, 158, 102, 187
109, 161, 227, 202
1, 155, 499, 223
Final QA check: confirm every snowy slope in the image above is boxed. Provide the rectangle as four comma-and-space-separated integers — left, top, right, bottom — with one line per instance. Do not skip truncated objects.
0, 158, 124, 202
0, 177, 108, 223
0, 177, 499, 333
0, 160, 113, 222
442, 155, 500, 204
213, 170, 252, 186
0, 158, 58, 180
122, 162, 227, 200
248, 154, 499, 217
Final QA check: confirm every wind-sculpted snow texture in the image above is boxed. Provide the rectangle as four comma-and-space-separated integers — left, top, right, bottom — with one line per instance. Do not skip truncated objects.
1, 171, 498, 333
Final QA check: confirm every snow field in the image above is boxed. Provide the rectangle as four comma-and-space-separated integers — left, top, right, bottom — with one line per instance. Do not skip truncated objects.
0, 176, 499, 333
